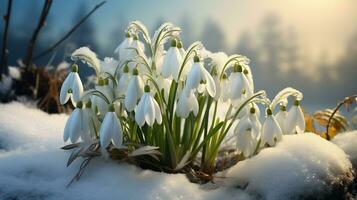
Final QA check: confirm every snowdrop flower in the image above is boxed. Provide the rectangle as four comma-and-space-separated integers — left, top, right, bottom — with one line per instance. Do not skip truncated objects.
176, 88, 199, 118
82, 101, 100, 140
177, 40, 185, 57
96, 78, 113, 102
284, 100, 305, 134
114, 32, 133, 62
275, 105, 288, 134
60, 64, 83, 106
63, 101, 89, 143
261, 108, 283, 146
135, 85, 162, 126
161, 39, 182, 80
116, 65, 131, 96
124, 68, 144, 111
212, 69, 230, 102
234, 107, 261, 157
229, 63, 253, 106
185, 55, 216, 97
100, 104, 123, 149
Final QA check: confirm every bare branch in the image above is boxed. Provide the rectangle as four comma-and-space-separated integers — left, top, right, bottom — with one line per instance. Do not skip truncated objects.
0, 0, 13, 77
34, 1, 106, 60
24, 0, 53, 68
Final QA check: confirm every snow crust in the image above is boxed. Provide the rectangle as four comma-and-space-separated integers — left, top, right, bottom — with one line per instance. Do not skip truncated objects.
0, 102, 354, 200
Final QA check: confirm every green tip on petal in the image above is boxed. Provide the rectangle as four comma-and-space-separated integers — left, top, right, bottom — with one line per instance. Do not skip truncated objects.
266, 108, 273, 115
71, 64, 79, 72
132, 68, 139, 75
194, 55, 200, 63
77, 101, 83, 109
280, 105, 286, 111
250, 107, 256, 114
85, 101, 92, 108
233, 63, 242, 72
144, 85, 150, 93
293, 100, 300, 106
108, 104, 115, 112
177, 41, 183, 49
123, 65, 129, 73
171, 39, 177, 47
133, 35, 139, 40
125, 32, 131, 38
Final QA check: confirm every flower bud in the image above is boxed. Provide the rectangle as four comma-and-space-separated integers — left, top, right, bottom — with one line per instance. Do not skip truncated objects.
250, 107, 256, 114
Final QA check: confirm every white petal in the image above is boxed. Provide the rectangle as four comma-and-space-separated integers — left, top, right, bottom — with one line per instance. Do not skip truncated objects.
176, 92, 190, 118
276, 110, 288, 134
135, 95, 146, 127
71, 73, 83, 103
144, 95, 156, 126
153, 97, 162, 124
63, 110, 75, 142
69, 109, 82, 143
110, 113, 123, 148
296, 106, 305, 133
100, 112, 114, 148
60, 73, 73, 104
201, 65, 216, 97
125, 77, 139, 111
186, 63, 202, 90
188, 91, 199, 116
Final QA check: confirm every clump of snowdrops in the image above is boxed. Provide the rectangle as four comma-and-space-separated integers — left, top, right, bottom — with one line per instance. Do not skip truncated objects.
60, 21, 306, 180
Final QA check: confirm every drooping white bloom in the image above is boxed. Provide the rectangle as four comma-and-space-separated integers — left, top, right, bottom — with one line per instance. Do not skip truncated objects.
100, 105, 123, 149
114, 32, 133, 62
284, 100, 305, 135
234, 107, 261, 157
229, 63, 253, 107
116, 65, 131, 97
82, 101, 100, 140
185, 56, 216, 97
63, 101, 93, 143
261, 108, 283, 146
135, 85, 162, 126
275, 105, 288, 134
161, 39, 182, 81
234, 118, 256, 157
60, 64, 83, 106
124, 68, 144, 111
212, 71, 230, 102
176, 89, 199, 118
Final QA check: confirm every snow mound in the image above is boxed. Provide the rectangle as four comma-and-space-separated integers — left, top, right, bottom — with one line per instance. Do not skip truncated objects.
0, 102, 355, 200
0, 102, 67, 151
332, 131, 357, 167
222, 133, 354, 200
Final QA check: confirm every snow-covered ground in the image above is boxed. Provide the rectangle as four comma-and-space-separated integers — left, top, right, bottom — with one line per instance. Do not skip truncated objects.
0, 102, 356, 200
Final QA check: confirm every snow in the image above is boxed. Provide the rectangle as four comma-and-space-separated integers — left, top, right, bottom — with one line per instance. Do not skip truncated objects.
0, 102, 355, 200
332, 131, 357, 167
221, 133, 354, 200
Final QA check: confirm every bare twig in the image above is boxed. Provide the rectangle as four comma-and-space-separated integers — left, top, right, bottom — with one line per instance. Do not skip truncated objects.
0, 0, 13, 77
34, 1, 106, 60
326, 94, 357, 140
23, 0, 53, 68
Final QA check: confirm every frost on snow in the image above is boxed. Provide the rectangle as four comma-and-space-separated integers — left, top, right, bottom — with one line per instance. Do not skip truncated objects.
0, 102, 355, 200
